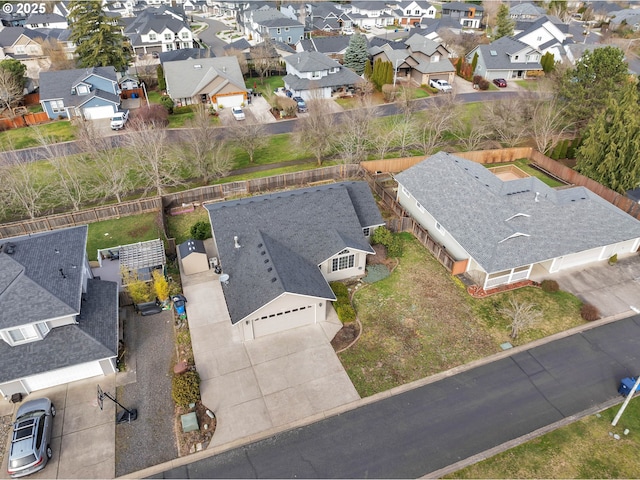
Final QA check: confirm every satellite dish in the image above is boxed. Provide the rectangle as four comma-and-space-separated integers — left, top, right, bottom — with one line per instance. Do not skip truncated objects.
219, 274, 230, 285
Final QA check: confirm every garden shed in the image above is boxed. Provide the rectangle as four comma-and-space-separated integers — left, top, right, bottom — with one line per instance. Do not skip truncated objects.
178, 239, 209, 275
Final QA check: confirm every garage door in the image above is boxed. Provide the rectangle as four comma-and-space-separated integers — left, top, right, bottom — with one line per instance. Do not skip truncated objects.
216, 94, 244, 109
83, 105, 115, 120
553, 248, 601, 271
252, 304, 316, 338
24, 361, 104, 392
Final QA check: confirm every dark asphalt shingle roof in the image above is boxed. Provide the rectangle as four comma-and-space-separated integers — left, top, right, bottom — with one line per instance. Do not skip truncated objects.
39, 66, 120, 107
473, 36, 542, 71
394, 152, 640, 273
0, 226, 88, 329
284, 51, 365, 90
159, 48, 213, 63
206, 182, 383, 324
0, 279, 118, 383
300, 36, 352, 54
178, 239, 206, 258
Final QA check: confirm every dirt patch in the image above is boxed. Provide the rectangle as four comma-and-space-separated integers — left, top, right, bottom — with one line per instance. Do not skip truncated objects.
368, 244, 398, 269
126, 223, 152, 238
174, 401, 216, 456
0, 414, 12, 469
331, 322, 360, 351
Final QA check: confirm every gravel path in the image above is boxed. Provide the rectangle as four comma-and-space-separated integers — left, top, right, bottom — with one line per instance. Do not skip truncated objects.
115, 308, 178, 476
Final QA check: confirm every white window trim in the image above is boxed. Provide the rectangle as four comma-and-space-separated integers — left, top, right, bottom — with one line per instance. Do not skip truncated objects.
331, 250, 355, 272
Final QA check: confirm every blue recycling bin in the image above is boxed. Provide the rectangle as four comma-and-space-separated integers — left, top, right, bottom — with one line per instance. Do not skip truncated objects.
131, 93, 138, 99
618, 377, 639, 396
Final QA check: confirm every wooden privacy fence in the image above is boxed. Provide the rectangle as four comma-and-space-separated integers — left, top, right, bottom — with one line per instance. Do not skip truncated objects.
363, 171, 466, 274
0, 112, 49, 130
0, 197, 162, 238
162, 164, 361, 209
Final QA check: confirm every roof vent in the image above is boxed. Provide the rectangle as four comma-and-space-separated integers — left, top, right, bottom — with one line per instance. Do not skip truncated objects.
271, 277, 277, 282
490, 50, 497, 56
234, 236, 241, 249
0, 243, 16, 254
194, 64, 202, 69
534, 192, 540, 203
499, 232, 531, 243
220, 273, 230, 285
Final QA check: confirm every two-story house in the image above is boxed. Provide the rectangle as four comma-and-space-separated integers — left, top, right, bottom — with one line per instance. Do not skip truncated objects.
122, 6, 195, 55
509, 3, 546, 20
0, 226, 119, 400
466, 36, 542, 81
305, 2, 354, 32
163, 56, 247, 109
513, 16, 568, 62
24, 12, 68, 29
0, 27, 49, 78
283, 50, 365, 99
441, 1, 484, 29
39, 66, 121, 120
242, 6, 305, 45
391, 1, 437, 26
341, 1, 394, 29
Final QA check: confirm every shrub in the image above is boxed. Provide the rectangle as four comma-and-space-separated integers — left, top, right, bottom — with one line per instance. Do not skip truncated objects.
382, 84, 399, 102
152, 269, 170, 302
478, 79, 490, 90
330, 282, 356, 324
473, 75, 482, 85
372, 226, 403, 258
540, 279, 560, 293
159, 95, 175, 113
172, 370, 200, 407
131, 104, 169, 127
330, 281, 350, 304
190, 220, 212, 240
609, 253, 618, 265
335, 303, 356, 323
580, 303, 600, 322
172, 105, 194, 115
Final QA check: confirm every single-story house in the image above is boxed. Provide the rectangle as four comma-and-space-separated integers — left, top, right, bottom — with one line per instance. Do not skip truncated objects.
163, 56, 247, 109
394, 152, 640, 290
205, 181, 385, 341
0, 226, 118, 399
179, 239, 209, 275
39, 66, 121, 120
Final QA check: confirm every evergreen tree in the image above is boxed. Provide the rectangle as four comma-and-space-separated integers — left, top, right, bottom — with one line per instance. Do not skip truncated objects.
343, 33, 368, 75
364, 59, 373, 80
385, 61, 393, 86
575, 81, 640, 193
495, 4, 515, 39
69, 0, 131, 71
471, 52, 479, 74
372, 58, 382, 89
157, 64, 166, 90
540, 52, 555, 73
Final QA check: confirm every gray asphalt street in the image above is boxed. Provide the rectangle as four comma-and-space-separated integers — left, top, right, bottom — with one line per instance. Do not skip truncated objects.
151, 316, 640, 479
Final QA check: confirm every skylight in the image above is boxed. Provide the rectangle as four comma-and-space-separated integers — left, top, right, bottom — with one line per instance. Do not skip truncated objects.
490, 50, 498, 56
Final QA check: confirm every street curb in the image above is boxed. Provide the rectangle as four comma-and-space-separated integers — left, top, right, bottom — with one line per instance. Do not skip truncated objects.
118, 310, 637, 479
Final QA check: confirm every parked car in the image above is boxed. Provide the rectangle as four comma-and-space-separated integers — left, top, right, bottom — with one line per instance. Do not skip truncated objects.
7, 398, 56, 478
375, 22, 384, 28
493, 78, 507, 88
292, 96, 307, 113
429, 79, 453, 93
231, 106, 245, 120
362, 24, 372, 30
110, 110, 129, 130
343, 28, 354, 35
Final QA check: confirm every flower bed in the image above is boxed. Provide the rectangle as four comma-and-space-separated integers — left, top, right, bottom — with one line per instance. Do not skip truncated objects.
467, 280, 539, 298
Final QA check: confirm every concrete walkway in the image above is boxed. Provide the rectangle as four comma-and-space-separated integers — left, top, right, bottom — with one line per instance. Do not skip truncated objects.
180, 264, 359, 449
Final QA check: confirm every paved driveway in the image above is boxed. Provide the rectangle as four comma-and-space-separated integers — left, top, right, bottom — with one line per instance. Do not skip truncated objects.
181, 266, 359, 449
552, 255, 640, 318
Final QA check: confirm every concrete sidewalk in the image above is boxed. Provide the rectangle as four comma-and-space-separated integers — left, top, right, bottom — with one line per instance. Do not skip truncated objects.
0, 375, 116, 480
180, 265, 359, 449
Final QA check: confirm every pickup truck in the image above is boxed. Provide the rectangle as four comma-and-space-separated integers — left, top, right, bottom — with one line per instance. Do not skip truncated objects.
429, 79, 453, 93
110, 110, 129, 130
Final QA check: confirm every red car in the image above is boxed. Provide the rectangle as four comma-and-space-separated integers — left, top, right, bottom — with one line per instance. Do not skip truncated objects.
493, 78, 507, 88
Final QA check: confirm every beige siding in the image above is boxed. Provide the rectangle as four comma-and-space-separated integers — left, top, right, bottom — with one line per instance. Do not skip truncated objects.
320, 249, 367, 282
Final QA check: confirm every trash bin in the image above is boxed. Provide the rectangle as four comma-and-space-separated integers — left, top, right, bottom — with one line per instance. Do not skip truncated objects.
131, 93, 138, 99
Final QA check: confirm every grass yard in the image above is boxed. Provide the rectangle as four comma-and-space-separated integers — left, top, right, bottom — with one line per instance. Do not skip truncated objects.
168, 111, 196, 128
86, 212, 163, 261
515, 79, 541, 91
448, 397, 640, 479
231, 133, 310, 168
165, 208, 210, 245
341, 233, 584, 397
245, 76, 285, 96
0, 121, 75, 150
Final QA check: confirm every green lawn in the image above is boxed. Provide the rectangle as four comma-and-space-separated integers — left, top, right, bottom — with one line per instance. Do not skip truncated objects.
0, 121, 75, 150
448, 398, 640, 479
86, 213, 163, 261
167, 111, 196, 128
231, 133, 309, 169
515, 79, 541, 91
245, 76, 285, 95
147, 90, 163, 103
166, 208, 210, 244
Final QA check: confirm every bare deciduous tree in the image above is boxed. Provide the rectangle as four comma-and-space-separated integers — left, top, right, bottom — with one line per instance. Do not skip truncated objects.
293, 99, 336, 165
334, 98, 376, 164
226, 47, 249, 76
371, 122, 398, 160
0, 147, 51, 219
415, 94, 460, 155
37, 38, 76, 71
126, 119, 184, 196
452, 119, 489, 151
482, 97, 529, 148
34, 127, 93, 211
175, 104, 232, 182
73, 119, 134, 202
499, 299, 543, 339
528, 98, 572, 155
251, 37, 277, 84
230, 119, 268, 164
0, 69, 24, 122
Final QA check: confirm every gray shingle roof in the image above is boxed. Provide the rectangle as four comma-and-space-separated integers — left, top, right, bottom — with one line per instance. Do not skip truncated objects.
442, 2, 484, 13
474, 36, 542, 71
283, 51, 365, 90
159, 48, 213, 63
178, 239, 206, 258
163, 56, 246, 100
0, 226, 88, 329
302, 36, 352, 54
206, 182, 383, 324
39, 66, 119, 107
24, 13, 66, 24
0, 279, 118, 383
395, 152, 640, 273
509, 3, 546, 17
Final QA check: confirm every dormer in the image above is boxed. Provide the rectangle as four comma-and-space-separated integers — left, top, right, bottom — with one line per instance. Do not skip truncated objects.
72, 82, 92, 96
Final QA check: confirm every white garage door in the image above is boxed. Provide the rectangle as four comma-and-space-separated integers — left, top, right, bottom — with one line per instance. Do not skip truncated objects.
216, 94, 244, 109
24, 361, 104, 392
83, 105, 115, 120
554, 248, 601, 271
252, 304, 316, 338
